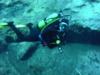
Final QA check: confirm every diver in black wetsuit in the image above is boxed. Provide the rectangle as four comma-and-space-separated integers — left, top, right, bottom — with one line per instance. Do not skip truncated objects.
4, 11, 100, 49
6, 12, 69, 48
1, 12, 100, 61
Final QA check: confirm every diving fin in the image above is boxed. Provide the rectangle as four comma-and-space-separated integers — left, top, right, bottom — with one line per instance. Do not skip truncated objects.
0, 22, 26, 29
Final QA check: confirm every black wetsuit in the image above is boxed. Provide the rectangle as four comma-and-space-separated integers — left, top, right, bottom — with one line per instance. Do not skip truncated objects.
6, 22, 40, 42
6, 22, 100, 48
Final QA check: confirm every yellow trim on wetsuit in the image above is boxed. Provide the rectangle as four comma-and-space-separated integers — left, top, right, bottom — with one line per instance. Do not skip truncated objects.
38, 13, 60, 31
41, 17, 59, 32
49, 39, 61, 45
0, 23, 8, 29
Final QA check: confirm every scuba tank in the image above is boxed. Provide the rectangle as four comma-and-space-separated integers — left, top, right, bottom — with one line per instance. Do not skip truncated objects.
37, 13, 60, 31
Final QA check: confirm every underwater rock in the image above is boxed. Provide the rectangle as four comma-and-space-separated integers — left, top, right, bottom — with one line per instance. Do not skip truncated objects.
0, 53, 20, 75
0, 0, 100, 30
74, 49, 100, 75
0, 0, 100, 75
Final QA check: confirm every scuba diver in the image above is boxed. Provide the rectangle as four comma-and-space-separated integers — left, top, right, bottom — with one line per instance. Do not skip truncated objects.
0, 10, 100, 61
1, 10, 100, 48
3, 11, 69, 48
0, 11, 71, 60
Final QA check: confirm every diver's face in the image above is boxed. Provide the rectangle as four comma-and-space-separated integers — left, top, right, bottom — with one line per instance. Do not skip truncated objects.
59, 22, 68, 32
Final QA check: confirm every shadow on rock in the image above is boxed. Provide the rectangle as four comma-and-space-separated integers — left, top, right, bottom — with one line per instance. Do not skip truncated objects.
20, 42, 39, 61
0, 41, 8, 53
64, 25, 100, 46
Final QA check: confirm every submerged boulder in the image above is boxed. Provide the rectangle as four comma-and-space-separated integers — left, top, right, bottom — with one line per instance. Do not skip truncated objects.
0, 0, 100, 30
